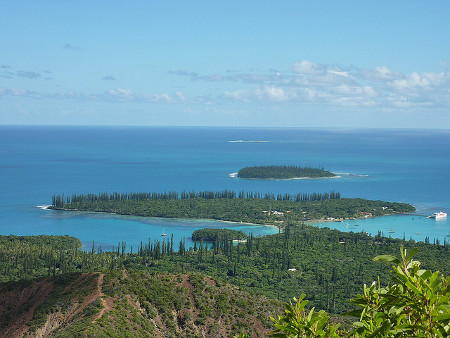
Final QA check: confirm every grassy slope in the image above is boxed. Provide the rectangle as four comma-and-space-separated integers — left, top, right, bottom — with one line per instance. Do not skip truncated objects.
0, 270, 282, 337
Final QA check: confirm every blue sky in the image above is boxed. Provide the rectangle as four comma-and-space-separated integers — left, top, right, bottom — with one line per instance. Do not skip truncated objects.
1, 1, 449, 128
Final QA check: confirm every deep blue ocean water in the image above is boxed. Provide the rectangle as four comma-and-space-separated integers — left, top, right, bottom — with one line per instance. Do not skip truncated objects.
0, 126, 448, 251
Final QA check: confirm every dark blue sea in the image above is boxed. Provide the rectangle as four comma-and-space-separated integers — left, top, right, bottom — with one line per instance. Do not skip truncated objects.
0, 126, 448, 251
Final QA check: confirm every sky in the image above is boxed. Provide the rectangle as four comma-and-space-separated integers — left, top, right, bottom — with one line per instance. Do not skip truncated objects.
1, 1, 449, 128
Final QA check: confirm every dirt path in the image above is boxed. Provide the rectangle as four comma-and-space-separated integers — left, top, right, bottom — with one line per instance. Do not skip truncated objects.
92, 273, 114, 322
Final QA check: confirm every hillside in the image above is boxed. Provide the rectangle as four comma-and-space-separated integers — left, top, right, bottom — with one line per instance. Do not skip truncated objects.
1, 226, 448, 316
0, 270, 281, 337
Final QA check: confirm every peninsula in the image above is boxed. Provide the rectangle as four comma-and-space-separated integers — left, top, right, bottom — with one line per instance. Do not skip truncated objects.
49, 190, 414, 225
237, 165, 337, 179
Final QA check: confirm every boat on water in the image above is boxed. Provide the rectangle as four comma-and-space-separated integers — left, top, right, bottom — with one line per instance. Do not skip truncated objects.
161, 228, 167, 236
429, 211, 447, 219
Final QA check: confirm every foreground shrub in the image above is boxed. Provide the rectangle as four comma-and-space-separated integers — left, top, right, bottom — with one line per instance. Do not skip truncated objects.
268, 246, 449, 337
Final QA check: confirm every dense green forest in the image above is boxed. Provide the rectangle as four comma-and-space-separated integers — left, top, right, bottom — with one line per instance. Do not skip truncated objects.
0, 234, 81, 250
270, 248, 449, 337
1, 224, 447, 315
0, 191, 445, 336
237, 165, 336, 179
49, 190, 414, 224
1, 233, 447, 336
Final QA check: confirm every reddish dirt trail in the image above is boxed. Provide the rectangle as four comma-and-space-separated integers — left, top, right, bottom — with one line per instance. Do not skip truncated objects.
65, 273, 106, 321
92, 273, 114, 322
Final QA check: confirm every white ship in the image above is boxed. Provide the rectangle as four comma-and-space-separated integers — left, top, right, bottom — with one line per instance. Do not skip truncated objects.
430, 211, 447, 219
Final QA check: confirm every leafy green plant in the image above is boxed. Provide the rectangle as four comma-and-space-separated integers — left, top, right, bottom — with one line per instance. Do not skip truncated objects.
350, 246, 450, 337
268, 247, 449, 337
270, 294, 340, 337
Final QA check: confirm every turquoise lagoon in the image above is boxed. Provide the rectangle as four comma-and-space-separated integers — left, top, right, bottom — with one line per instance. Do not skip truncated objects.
312, 214, 448, 243
0, 126, 449, 251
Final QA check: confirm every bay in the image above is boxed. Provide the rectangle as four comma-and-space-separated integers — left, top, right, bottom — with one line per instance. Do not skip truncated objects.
0, 126, 448, 250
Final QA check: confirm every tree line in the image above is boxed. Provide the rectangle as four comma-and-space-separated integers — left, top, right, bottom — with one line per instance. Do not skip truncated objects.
1, 233, 447, 336
51, 189, 342, 208
237, 165, 336, 179
50, 193, 413, 226
1, 222, 447, 315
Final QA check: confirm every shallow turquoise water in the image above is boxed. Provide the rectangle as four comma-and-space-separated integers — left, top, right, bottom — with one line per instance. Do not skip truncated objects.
312, 214, 448, 243
36, 208, 278, 251
0, 126, 449, 250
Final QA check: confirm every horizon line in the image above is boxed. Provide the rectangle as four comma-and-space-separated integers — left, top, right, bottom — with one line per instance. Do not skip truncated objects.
1, 124, 450, 131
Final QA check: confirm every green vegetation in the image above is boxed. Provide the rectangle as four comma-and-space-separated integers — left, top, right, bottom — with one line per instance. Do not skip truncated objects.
49, 190, 414, 223
270, 247, 450, 337
0, 235, 105, 282
271, 294, 342, 337
192, 228, 248, 241
1, 224, 448, 315
0, 193, 444, 336
237, 165, 337, 179
0, 234, 81, 250
0, 269, 281, 337
1, 234, 448, 336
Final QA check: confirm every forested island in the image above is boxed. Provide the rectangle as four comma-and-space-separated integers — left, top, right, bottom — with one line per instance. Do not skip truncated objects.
192, 228, 247, 241
237, 165, 337, 179
49, 190, 415, 224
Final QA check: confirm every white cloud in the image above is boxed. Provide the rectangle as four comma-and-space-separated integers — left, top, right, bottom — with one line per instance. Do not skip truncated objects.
257, 87, 289, 102
175, 91, 186, 101
389, 71, 447, 92
362, 66, 401, 81
225, 86, 293, 103
327, 69, 350, 78
11, 88, 29, 96
214, 60, 450, 111
0, 87, 31, 97
332, 84, 376, 97
292, 60, 326, 74
106, 88, 135, 99
4, 60, 450, 114
151, 94, 171, 102
224, 89, 252, 102
0, 86, 190, 105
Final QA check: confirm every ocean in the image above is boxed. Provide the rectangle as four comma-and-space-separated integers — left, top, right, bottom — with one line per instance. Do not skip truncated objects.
0, 126, 448, 251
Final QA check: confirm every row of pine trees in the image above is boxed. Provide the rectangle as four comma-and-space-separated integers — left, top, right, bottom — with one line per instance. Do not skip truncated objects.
52, 190, 341, 208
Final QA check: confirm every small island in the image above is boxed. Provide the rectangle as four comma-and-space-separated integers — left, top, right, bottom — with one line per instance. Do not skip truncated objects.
237, 165, 337, 179
48, 190, 415, 225
192, 228, 247, 242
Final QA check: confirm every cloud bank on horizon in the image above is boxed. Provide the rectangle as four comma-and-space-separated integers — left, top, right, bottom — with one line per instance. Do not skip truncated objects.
0, 1, 449, 128
2, 60, 449, 123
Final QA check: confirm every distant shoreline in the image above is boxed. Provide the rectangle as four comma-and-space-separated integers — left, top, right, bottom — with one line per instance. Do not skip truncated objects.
45, 206, 281, 231
227, 140, 269, 143
45, 206, 412, 232
234, 165, 338, 180
229, 172, 341, 180
229, 172, 371, 180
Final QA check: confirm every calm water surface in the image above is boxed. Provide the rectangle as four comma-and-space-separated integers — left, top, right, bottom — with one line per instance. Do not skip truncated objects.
0, 126, 448, 250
